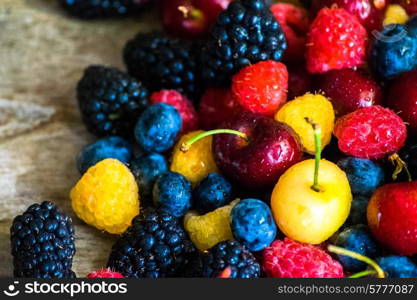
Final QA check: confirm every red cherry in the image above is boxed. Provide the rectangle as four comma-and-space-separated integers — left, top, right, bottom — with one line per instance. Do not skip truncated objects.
314, 69, 382, 116
213, 111, 302, 189
368, 181, 417, 255
198, 88, 243, 130
311, 0, 388, 33
232, 60, 288, 116
386, 70, 417, 135
160, 0, 232, 39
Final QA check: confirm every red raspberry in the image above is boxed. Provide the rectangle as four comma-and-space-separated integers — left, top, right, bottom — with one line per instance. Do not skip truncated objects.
270, 3, 310, 62
334, 105, 407, 159
262, 238, 344, 278
232, 60, 288, 116
306, 8, 368, 74
86, 268, 124, 278
198, 88, 243, 130
150, 89, 199, 134
315, 69, 382, 116
311, 0, 387, 33
368, 181, 417, 255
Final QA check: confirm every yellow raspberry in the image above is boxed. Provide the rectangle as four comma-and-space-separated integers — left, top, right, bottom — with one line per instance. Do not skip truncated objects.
170, 130, 219, 186
70, 158, 139, 234
383, 4, 409, 26
275, 93, 335, 155
184, 200, 239, 252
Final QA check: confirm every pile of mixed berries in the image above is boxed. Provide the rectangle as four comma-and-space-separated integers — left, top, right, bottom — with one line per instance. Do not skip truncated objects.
10, 0, 417, 278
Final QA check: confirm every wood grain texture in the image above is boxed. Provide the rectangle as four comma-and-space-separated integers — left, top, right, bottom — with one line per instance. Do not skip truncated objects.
0, 0, 159, 278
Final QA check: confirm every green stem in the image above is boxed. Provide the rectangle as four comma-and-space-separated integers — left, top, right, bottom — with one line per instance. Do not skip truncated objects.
389, 153, 412, 182
328, 245, 385, 278
305, 118, 322, 192
349, 270, 377, 278
180, 129, 248, 152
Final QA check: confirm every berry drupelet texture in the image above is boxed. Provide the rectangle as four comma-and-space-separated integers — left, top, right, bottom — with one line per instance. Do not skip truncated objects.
190, 240, 261, 278
262, 238, 344, 278
86, 269, 124, 278
10, 201, 76, 278
123, 33, 201, 100
58, 0, 152, 19
107, 208, 196, 278
77, 66, 149, 137
200, 0, 287, 86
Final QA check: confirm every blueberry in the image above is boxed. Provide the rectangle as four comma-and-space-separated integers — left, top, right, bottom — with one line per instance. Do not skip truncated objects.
134, 103, 182, 153
76, 136, 133, 174
130, 153, 168, 203
334, 225, 379, 272
370, 23, 417, 80
346, 195, 370, 226
376, 256, 417, 278
193, 173, 233, 214
231, 198, 276, 251
337, 157, 384, 195
153, 172, 192, 217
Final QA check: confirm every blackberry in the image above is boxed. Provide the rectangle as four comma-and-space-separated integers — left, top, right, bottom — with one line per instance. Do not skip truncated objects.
123, 33, 200, 101
200, 0, 287, 86
77, 65, 149, 137
10, 201, 76, 278
107, 208, 196, 278
58, 0, 152, 19
188, 240, 261, 278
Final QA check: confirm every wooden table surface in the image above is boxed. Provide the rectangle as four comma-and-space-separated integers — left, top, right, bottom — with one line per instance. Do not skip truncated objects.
0, 0, 159, 278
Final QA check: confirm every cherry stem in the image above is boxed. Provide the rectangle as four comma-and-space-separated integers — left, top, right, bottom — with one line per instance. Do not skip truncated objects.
180, 129, 248, 153
328, 245, 385, 278
178, 5, 203, 20
389, 153, 412, 182
349, 270, 377, 279
305, 118, 322, 192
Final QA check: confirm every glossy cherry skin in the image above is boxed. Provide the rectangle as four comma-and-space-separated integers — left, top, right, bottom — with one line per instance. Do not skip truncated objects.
311, 0, 387, 33
198, 88, 243, 130
161, 0, 232, 39
314, 69, 382, 116
386, 70, 417, 135
368, 181, 417, 255
213, 112, 303, 190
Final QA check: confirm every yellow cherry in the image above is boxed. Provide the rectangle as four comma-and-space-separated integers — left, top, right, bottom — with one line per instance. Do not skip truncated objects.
270, 120, 351, 244
275, 93, 335, 155
170, 130, 219, 185
383, 4, 409, 26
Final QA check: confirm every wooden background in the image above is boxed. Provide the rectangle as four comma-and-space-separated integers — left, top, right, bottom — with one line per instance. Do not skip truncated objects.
0, 0, 160, 278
